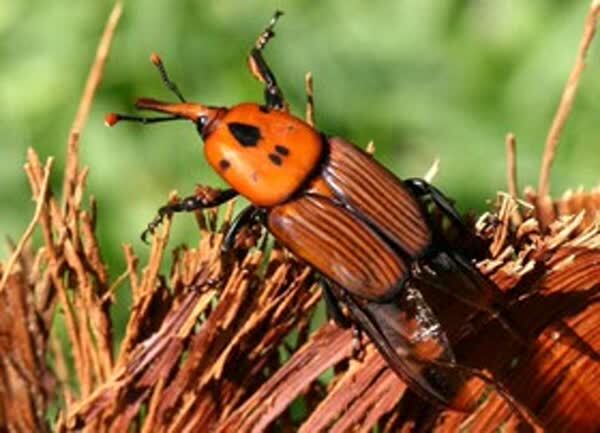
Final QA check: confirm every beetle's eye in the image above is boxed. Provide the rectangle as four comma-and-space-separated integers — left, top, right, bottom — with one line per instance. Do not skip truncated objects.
196, 116, 209, 134
197, 116, 208, 128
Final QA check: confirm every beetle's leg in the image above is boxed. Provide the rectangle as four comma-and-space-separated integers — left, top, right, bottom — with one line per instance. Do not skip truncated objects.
351, 326, 366, 360
304, 72, 315, 126
142, 188, 238, 243
322, 281, 365, 359
403, 178, 466, 231
222, 205, 262, 253
321, 279, 351, 328
248, 10, 286, 110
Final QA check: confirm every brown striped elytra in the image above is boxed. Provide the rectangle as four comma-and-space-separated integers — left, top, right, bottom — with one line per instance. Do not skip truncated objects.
267, 194, 409, 301
107, 10, 520, 413
324, 137, 432, 257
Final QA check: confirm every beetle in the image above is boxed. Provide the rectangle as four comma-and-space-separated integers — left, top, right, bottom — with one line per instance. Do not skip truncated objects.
106, 11, 523, 412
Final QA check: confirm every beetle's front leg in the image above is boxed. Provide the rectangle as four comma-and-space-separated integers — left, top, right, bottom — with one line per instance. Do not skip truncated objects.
142, 187, 238, 243
248, 11, 286, 110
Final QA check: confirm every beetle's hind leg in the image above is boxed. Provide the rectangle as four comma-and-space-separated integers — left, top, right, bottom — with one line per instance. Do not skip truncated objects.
142, 187, 237, 243
321, 281, 366, 359
403, 178, 466, 231
321, 279, 351, 328
248, 11, 286, 110
404, 177, 485, 253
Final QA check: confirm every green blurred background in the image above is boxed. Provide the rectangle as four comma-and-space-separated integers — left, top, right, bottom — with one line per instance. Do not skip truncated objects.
2, 1, 599, 278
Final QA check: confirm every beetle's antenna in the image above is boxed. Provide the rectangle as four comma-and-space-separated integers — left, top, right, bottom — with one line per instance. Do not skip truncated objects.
255, 10, 284, 50
104, 112, 182, 127
150, 53, 187, 102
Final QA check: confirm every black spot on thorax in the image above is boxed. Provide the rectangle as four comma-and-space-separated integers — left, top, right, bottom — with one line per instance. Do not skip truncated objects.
228, 122, 261, 147
268, 153, 283, 166
274, 145, 290, 156
219, 159, 231, 171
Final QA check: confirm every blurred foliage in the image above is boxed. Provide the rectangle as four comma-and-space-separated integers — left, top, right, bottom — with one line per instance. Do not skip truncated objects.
2, 1, 599, 273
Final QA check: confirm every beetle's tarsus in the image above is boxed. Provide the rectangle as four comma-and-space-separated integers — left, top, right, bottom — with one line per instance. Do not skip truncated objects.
140, 207, 170, 244
141, 188, 238, 246
255, 10, 284, 50
248, 12, 286, 110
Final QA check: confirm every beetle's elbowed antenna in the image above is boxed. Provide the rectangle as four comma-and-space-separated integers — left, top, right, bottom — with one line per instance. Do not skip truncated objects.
150, 53, 187, 102
105, 53, 188, 127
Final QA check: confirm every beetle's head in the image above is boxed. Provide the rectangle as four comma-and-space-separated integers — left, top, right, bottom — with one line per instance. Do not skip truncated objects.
105, 53, 227, 139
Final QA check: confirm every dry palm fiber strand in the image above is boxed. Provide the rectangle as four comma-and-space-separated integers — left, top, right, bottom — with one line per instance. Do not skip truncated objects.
1, 2, 600, 433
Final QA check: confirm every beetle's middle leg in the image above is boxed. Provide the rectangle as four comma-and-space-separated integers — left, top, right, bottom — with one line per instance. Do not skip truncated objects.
222, 205, 264, 253
248, 11, 286, 110
142, 187, 237, 243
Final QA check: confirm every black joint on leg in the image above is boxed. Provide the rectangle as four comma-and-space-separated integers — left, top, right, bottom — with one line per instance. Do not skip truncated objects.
182, 197, 202, 211
403, 177, 430, 196
265, 88, 284, 110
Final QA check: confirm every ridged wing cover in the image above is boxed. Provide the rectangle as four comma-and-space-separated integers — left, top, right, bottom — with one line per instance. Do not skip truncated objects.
267, 195, 408, 300
323, 137, 431, 258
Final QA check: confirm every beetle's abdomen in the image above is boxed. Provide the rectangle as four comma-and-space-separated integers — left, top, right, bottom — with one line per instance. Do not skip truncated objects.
323, 137, 431, 258
204, 103, 323, 207
267, 194, 408, 301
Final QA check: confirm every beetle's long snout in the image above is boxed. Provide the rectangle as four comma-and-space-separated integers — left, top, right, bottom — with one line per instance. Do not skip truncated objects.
135, 98, 208, 122
105, 98, 222, 128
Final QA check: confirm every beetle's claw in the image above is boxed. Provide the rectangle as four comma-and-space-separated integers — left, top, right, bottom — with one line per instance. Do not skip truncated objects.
140, 228, 151, 245
141, 223, 156, 244
140, 212, 166, 245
